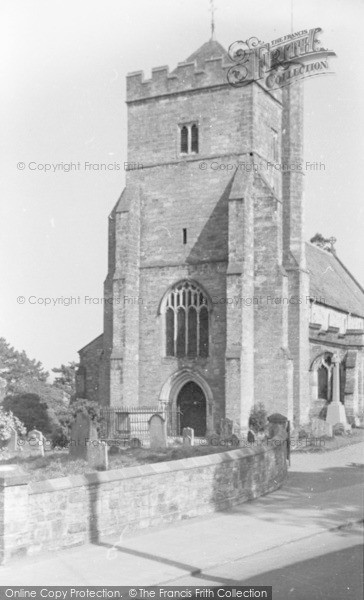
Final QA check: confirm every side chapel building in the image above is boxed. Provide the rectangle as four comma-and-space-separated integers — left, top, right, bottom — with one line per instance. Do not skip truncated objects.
76, 40, 364, 434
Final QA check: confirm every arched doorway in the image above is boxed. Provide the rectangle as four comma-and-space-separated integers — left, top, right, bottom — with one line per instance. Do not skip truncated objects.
177, 381, 206, 436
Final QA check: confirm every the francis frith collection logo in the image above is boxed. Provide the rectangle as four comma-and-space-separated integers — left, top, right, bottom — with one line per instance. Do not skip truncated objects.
227, 27, 336, 89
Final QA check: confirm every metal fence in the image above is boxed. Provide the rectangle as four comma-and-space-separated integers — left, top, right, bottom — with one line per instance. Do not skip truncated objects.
100, 405, 181, 443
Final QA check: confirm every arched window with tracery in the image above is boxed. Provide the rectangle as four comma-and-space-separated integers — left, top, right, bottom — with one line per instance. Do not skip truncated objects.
164, 281, 209, 358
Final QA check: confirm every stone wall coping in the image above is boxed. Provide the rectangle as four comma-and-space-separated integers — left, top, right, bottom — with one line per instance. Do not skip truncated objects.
0, 474, 30, 488
0, 466, 29, 488
28, 444, 278, 495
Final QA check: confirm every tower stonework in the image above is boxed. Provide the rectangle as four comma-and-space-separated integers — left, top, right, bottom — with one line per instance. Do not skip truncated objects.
282, 82, 310, 427
78, 39, 341, 434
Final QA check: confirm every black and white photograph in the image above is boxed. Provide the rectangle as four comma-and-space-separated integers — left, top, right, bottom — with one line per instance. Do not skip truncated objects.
0, 0, 363, 597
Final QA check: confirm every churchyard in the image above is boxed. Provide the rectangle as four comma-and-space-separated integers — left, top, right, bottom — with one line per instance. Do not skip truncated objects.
0, 441, 237, 482
1, 401, 362, 564
1, 407, 362, 482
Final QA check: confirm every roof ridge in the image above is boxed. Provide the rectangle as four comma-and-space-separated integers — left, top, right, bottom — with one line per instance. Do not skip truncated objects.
331, 252, 364, 295
78, 334, 103, 353
306, 241, 364, 296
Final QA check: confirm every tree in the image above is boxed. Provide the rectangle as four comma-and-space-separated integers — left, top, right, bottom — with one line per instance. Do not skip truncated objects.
0, 408, 26, 442
2, 393, 51, 434
51, 398, 101, 448
0, 338, 48, 394
51, 362, 77, 400
249, 403, 268, 433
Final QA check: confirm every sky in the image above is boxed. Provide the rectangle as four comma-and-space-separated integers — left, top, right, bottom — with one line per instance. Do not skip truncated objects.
1, 0, 363, 377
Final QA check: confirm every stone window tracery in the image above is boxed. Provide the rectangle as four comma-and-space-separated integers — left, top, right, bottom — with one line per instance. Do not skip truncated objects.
164, 281, 208, 358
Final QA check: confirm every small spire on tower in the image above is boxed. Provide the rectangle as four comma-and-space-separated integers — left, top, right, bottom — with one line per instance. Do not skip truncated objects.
209, 0, 216, 40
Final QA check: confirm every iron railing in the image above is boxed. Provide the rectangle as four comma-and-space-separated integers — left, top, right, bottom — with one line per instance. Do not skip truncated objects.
100, 405, 181, 443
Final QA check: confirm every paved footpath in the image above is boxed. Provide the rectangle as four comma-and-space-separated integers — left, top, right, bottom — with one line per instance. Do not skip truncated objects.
0, 443, 363, 588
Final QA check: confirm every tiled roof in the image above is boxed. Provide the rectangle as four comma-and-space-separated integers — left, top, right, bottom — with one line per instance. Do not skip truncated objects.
185, 40, 228, 70
306, 242, 364, 317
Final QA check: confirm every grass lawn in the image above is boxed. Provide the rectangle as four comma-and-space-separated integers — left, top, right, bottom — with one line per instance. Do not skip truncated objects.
1, 429, 363, 481
292, 427, 364, 453
0, 443, 230, 482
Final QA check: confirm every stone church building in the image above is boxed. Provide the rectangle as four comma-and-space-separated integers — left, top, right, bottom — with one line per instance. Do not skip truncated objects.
76, 40, 364, 435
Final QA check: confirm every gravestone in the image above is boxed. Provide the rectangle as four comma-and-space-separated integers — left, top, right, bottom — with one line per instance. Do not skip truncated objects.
130, 437, 142, 449
267, 413, 288, 439
69, 412, 98, 459
27, 429, 45, 457
87, 441, 108, 470
220, 418, 233, 438
311, 418, 333, 438
247, 429, 256, 444
353, 416, 361, 428
333, 423, 345, 436
182, 427, 194, 446
148, 414, 167, 449
7, 428, 18, 453
109, 444, 120, 455
230, 433, 240, 447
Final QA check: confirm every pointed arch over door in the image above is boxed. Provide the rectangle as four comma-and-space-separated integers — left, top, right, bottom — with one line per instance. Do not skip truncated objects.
177, 381, 206, 436
158, 368, 213, 435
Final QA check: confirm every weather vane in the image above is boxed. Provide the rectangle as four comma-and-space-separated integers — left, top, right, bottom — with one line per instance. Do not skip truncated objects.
209, 0, 216, 40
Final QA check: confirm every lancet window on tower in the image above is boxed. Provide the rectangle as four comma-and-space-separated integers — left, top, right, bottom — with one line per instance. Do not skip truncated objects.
179, 123, 199, 154
164, 281, 208, 358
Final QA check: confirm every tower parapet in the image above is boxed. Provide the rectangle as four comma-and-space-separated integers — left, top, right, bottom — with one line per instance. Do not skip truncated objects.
126, 57, 231, 102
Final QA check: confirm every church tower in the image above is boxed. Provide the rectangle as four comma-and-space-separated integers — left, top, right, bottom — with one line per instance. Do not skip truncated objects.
81, 39, 309, 433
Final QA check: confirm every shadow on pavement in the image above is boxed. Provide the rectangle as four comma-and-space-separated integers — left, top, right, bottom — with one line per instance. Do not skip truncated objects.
230, 544, 364, 600
221, 463, 364, 534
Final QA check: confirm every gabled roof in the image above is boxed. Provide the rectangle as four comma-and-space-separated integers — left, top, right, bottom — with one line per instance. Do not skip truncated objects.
306, 242, 364, 318
78, 334, 103, 354
115, 188, 130, 213
185, 39, 228, 70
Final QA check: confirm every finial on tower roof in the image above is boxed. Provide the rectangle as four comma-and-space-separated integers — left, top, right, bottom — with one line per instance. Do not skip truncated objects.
329, 236, 337, 253
209, 0, 216, 40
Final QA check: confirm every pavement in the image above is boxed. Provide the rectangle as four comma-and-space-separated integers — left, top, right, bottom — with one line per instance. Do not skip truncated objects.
0, 442, 363, 590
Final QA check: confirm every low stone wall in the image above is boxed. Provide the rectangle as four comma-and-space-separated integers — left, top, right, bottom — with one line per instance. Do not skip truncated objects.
0, 441, 287, 563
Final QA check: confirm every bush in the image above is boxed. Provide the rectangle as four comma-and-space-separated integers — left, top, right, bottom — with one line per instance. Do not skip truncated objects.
70, 398, 101, 422
2, 393, 51, 434
249, 403, 268, 433
50, 398, 102, 448
0, 408, 26, 442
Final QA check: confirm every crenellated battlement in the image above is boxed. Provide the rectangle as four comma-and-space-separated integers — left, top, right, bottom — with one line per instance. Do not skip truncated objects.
126, 56, 232, 102
310, 323, 364, 347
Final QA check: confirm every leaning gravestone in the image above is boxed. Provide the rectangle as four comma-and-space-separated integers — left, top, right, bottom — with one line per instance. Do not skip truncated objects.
69, 412, 98, 459
148, 414, 167, 449
27, 429, 45, 457
182, 427, 194, 446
